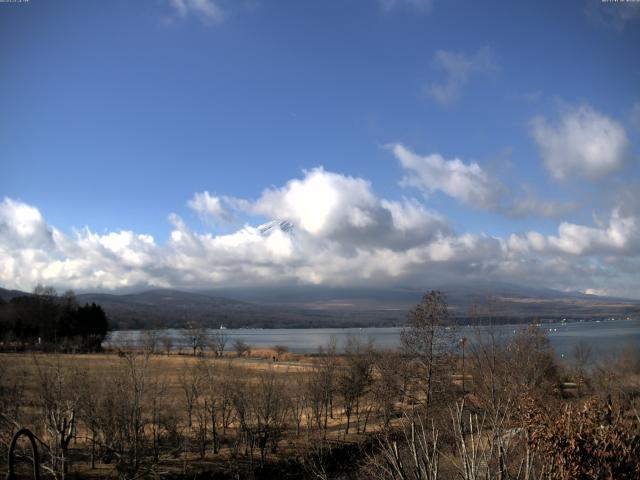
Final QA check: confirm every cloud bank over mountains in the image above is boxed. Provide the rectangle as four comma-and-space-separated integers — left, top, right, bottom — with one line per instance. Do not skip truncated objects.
2, 115, 639, 297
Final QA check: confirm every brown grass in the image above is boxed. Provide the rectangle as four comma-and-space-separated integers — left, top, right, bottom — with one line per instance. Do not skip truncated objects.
1, 351, 370, 478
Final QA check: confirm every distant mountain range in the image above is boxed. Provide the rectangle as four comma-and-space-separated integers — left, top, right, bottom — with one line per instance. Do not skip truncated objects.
1, 282, 639, 330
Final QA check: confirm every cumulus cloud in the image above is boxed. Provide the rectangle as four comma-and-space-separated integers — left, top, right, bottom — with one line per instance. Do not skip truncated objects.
389, 143, 503, 210
0, 197, 54, 249
188, 191, 229, 224
168, 0, 224, 24
547, 209, 639, 256
237, 167, 450, 252
249, 167, 379, 236
1, 174, 639, 297
427, 46, 498, 105
505, 208, 640, 257
530, 105, 630, 181
0, 198, 167, 291
506, 231, 547, 254
391, 144, 583, 219
0, 170, 452, 291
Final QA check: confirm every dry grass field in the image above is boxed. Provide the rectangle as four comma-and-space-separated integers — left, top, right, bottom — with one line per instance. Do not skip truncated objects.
0, 348, 388, 479
1, 349, 320, 406
1, 324, 639, 479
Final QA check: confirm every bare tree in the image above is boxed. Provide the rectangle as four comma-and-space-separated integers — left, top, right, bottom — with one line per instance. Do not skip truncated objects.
218, 363, 236, 437
233, 339, 251, 358
369, 399, 541, 480
160, 335, 173, 356
251, 369, 290, 466
0, 362, 26, 463
97, 350, 153, 478
291, 372, 309, 437
370, 414, 440, 480
338, 336, 374, 435
507, 324, 558, 401
200, 360, 221, 454
34, 284, 58, 298
309, 338, 338, 435
372, 350, 406, 428
468, 298, 513, 427
77, 370, 104, 470
184, 360, 210, 461
400, 290, 454, 413
229, 371, 255, 461
572, 340, 592, 382
273, 345, 289, 361
147, 373, 170, 464
123, 351, 150, 475
34, 358, 82, 479
182, 323, 207, 356
178, 360, 205, 465
210, 330, 228, 358
140, 330, 159, 354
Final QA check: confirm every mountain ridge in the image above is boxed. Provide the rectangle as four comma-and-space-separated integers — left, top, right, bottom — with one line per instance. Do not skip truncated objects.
2, 282, 639, 330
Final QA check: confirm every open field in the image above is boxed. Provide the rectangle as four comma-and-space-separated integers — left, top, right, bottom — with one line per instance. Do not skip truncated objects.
1, 323, 639, 479
0, 350, 318, 395
0, 348, 396, 479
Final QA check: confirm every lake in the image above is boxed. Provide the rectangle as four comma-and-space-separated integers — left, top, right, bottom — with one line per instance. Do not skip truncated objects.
106, 318, 640, 363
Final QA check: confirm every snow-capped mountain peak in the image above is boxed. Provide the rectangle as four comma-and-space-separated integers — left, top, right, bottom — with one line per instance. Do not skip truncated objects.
258, 220, 294, 236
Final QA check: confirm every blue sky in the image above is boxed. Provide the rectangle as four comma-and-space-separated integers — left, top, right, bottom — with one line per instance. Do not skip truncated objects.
1, 0, 640, 296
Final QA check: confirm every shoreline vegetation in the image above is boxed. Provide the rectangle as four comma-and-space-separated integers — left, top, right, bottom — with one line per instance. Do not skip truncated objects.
0, 286, 109, 353
1, 290, 639, 479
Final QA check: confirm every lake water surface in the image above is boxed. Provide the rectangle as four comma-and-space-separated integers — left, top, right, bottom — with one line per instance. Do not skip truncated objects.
107, 318, 640, 363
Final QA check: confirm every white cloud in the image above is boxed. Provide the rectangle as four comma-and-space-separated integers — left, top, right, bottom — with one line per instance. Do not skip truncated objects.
244, 167, 448, 250
530, 105, 629, 181
427, 46, 498, 105
381, 198, 443, 233
168, 0, 224, 24
1, 179, 639, 296
504, 208, 640, 257
188, 191, 229, 224
250, 167, 374, 235
249, 167, 378, 235
506, 231, 547, 254
391, 145, 584, 219
0, 181, 449, 291
547, 209, 639, 256
0, 197, 53, 249
389, 143, 503, 209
